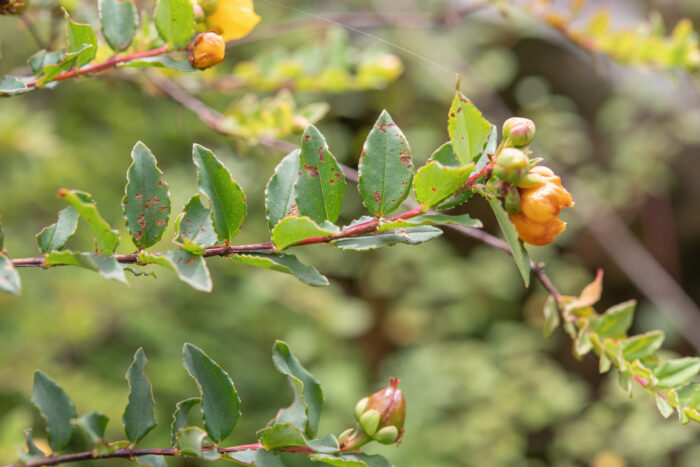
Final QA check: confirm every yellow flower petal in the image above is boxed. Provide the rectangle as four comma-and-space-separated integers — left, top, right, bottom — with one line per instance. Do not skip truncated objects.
207, 0, 261, 42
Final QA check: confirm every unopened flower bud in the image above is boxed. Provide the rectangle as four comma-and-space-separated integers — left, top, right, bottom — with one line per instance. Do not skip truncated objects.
503, 117, 536, 147
359, 410, 381, 436
188, 32, 225, 69
373, 426, 399, 445
355, 377, 405, 444
199, 0, 218, 15
192, 4, 205, 21
493, 148, 529, 184
516, 172, 544, 189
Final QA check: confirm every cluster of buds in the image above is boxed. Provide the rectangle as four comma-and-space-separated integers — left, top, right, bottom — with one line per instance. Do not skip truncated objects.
339, 378, 406, 450
0, 0, 28, 15
491, 117, 574, 245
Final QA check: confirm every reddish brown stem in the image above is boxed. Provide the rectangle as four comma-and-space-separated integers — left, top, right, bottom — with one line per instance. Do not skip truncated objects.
26, 46, 170, 88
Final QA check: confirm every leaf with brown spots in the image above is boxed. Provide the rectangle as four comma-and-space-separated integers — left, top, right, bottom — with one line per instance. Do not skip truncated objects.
448, 91, 493, 165
295, 125, 346, 224
358, 110, 414, 217
173, 194, 217, 255
122, 142, 171, 250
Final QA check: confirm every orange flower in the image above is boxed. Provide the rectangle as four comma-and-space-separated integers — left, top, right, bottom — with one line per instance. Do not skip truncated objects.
206, 0, 260, 42
510, 166, 574, 246
189, 32, 226, 69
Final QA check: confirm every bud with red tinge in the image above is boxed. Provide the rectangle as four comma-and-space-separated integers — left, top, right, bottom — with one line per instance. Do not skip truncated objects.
188, 32, 226, 70
502, 117, 536, 147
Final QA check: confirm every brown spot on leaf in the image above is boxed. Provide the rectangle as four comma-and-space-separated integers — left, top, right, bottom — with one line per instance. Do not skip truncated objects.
374, 191, 381, 203
155, 220, 166, 226
360, 150, 366, 159
305, 134, 311, 142
318, 147, 325, 162
303, 164, 319, 177
137, 214, 146, 229
456, 106, 462, 113
376, 121, 388, 133
431, 187, 437, 192
288, 204, 300, 216
135, 193, 143, 199
334, 173, 341, 179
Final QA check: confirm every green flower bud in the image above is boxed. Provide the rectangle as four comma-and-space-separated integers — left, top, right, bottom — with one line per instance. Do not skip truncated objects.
516, 172, 544, 188
359, 409, 381, 436
354, 397, 369, 421
502, 117, 536, 147
493, 148, 529, 184
199, 0, 218, 16
373, 426, 399, 445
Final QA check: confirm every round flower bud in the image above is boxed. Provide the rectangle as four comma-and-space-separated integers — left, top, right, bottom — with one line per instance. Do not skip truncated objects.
373, 426, 399, 445
188, 32, 226, 70
493, 148, 529, 184
355, 378, 405, 442
502, 117, 536, 147
199, 0, 218, 15
510, 166, 574, 246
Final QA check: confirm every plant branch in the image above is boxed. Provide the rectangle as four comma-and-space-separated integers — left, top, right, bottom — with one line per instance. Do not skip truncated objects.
8, 441, 318, 467
26, 46, 170, 89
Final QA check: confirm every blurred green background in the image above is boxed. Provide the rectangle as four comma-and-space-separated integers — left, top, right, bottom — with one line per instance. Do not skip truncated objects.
1, 1, 700, 466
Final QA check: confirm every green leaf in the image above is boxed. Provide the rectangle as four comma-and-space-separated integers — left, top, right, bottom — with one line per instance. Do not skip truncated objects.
258, 422, 306, 450
589, 300, 636, 338
378, 214, 481, 232
270, 340, 323, 438
271, 216, 339, 251
295, 125, 346, 224
656, 395, 674, 418
154, 0, 195, 47
170, 397, 201, 445
428, 143, 473, 210
138, 251, 212, 292
265, 149, 301, 230
542, 295, 560, 338
66, 12, 98, 68
36, 44, 93, 86
0, 76, 28, 95
474, 126, 498, 172
0, 254, 21, 295
487, 198, 530, 287
123, 348, 157, 444
230, 253, 328, 287
76, 411, 109, 443
122, 56, 196, 72
58, 189, 120, 255
123, 142, 171, 249
99, 0, 137, 51
228, 449, 285, 467
193, 144, 247, 243
574, 327, 593, 358
36, 207, 79, 253
176, 426, 207, 457
137, 455, 168, 467
183, 343, 241, 443
43, 251, 128, 284
312, 453, 394, 467
24, 429, 45, 457
358, 110, 414, 217
333, 226, 443, 251
31, 371, 77, 452
653, 358, 700, 389
622, 331, 665, 361
447, 91, 493, 165
28, 50, 63, 75
173, 195, 216, 254
413, 161, 473, 210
